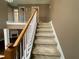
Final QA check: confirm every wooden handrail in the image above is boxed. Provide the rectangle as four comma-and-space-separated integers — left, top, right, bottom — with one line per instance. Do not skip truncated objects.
13, 9, 37, 47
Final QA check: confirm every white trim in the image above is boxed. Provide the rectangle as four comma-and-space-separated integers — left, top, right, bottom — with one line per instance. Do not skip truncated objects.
4, 29, 10, 49
0, 55, 5, 58
20, 42, 23, 59
6, 21, 26, 25
14, 9, 19, 23
50, 21, 65, 59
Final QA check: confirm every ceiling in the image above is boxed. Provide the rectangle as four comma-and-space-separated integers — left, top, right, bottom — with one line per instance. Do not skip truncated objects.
12, 0, 51, 5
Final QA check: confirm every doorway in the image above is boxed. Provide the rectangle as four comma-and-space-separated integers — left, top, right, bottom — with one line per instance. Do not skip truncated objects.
19, 7, 25, 22
0, 29, 4, 54
31, 6, 39, 21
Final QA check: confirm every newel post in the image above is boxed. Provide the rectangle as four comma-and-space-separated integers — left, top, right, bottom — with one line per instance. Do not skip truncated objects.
4, 43, 16, 59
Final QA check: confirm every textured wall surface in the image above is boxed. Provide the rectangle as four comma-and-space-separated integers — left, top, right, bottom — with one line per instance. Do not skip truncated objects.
0, 0, 8, 28
50, 0, 79, 59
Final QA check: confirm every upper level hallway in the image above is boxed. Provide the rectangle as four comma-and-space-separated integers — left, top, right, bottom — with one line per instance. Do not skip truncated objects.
6, 0, 51, 29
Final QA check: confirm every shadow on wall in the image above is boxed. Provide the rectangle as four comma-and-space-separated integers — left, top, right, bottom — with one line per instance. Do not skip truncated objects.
0, 0, 8, 28
0, 29, 5, 54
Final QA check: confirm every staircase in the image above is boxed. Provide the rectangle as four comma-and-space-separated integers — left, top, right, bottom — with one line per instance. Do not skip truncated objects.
3, 9, 64, 59
31, 22, 61, 59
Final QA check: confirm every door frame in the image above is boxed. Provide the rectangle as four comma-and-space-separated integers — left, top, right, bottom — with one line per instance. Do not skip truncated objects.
31, 6, 39, 22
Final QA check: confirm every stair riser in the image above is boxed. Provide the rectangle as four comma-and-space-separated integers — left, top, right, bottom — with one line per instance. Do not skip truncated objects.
36, 31, 53, 33
35, 37, 55, 39
36, 33, 54, 37
32, 55, 60, 59
38, 24, 50, 25
36, 36, 55, 39
37, 26, 51, 28
38, 23, 50, 24
34, 39, 57, 45
34, 44, 57, 47
38, 24, 50, 26
37, 27, 51, 29
37, 25, 51, 27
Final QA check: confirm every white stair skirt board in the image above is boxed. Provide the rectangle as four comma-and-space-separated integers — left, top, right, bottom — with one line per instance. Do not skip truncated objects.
50, 21, 65, 59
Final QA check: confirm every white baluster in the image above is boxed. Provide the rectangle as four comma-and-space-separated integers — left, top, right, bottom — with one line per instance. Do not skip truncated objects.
22, 11, 37, 59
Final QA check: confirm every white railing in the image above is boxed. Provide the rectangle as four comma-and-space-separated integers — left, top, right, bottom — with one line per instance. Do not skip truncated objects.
14, 11, 37, 59
22, 11, 37, 59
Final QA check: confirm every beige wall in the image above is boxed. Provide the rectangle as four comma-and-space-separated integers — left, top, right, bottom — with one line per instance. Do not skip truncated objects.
50, 0, 79, 59
0, 0, 8, 28
39, 4, 50, 22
